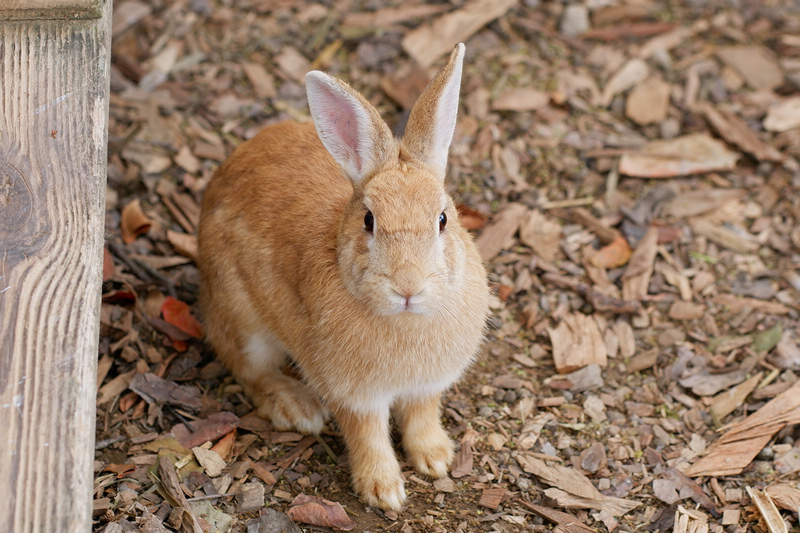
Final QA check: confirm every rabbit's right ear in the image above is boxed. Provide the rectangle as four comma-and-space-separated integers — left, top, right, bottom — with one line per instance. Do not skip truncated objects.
306, 72, 395, 184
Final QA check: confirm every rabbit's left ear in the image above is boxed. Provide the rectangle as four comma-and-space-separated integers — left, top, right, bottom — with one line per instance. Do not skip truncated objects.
306, 71, 395, 185
402, 44, 465, 180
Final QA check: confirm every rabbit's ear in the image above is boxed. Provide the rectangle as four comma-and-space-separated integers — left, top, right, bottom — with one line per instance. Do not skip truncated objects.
306, 71, 395, 184
403, 43, 465, 180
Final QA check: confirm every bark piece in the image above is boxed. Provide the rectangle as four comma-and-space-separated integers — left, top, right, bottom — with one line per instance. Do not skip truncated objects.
667, 189, 746, 219
690, 218, 758, 253
687, 380, 800, 477
601, 58, 648, 107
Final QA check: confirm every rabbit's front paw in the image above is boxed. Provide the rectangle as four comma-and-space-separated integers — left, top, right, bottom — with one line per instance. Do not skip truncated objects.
354, 469, 406, 511
252, 378, 328, 434
406, 430, 454, 479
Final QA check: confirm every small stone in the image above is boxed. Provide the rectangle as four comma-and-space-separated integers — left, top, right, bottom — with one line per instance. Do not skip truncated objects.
236, 482, 265, 514
660, 117, 681, 139
580, 442, 607, 473
564, 364, 604, 392
559, 4, 589, 37
478, 406, 494, 418
503, 390, 519, 403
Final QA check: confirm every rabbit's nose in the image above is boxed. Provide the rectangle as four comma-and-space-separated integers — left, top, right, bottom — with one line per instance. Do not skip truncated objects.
391, 265, 426, 300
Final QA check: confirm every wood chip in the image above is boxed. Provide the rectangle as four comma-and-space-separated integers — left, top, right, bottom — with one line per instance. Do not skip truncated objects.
401, 0, 516, 68
193, 447, 226, 478
690, 218, 758, 253
492, 88, 550, 112
698, 103, 782, 162
626, 76, 670, 125
478, 487, 507, 510
717, 45, 784, 90
619, 133, 740, 178
764, 96, 800, 132
710, 372, 762, 421
548, 313, 608, 374
746, 487, 788, 533
519, 210, 561, 262
601, 58, 649, 107
667, 188, 746, 219
241, 62, 277, 99
687, 380, 800, 477
622, 227, 658, 301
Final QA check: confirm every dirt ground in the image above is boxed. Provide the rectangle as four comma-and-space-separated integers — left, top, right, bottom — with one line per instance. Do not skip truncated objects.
95, 0, 800, 531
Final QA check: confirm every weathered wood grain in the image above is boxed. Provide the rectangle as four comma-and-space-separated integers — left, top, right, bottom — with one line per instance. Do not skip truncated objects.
0, 0, 103, 20
0, 1, 111, 531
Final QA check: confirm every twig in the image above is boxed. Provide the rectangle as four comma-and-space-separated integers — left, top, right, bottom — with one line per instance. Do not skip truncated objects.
542, 272, 641, 314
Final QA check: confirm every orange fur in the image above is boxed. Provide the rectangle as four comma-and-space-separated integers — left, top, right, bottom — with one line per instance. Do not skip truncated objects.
197, 44, 488, 510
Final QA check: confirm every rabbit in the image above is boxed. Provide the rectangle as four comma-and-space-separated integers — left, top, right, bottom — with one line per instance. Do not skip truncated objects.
197, 43, 489, 511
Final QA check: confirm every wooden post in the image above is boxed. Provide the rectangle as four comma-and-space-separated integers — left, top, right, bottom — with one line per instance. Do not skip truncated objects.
0, 0, 111, 530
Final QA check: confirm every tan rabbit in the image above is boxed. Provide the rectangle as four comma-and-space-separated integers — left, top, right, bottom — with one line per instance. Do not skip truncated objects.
197, 43, 489, 511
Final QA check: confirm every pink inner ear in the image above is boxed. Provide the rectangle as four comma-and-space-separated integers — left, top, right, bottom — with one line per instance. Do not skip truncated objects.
318, 93, 363, 175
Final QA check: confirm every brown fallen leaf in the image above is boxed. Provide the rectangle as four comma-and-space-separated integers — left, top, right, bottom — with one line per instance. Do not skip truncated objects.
473, 203, 527, 262
767, 483, 800, 513
666, 188, 746, 219
286, 494, 356, 531
401, 0, 516, 68
161, 296, 203, 338
492, 87, 550, 112
456, 203, 488, 231
590, 235, 632, 269
129, 372, 202, 411
625, 76, 670, 125
716, 45, 784, 91
172, 411, 240, 449
166, 229, 198, 261
517, 501, 595, 533
103, 246, 115, 281
519, 210, 562, 262
619, 133, 740, 178
517, 455, 639, 516
120, 199, 153, 243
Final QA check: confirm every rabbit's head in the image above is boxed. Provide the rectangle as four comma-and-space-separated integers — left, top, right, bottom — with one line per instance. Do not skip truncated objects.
305, 45, 471, 317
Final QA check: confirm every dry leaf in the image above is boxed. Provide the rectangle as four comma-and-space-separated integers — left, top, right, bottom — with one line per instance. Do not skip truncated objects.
519, 210, 562, 262
120, 199, 153, 243
492, 88, 550, 112
286, 494, 356, 531
473, 203, 527, 262
626, 76, 670, 125
717, 45, 784, 90
698, 103, 782, 162
667, 189, 746, 219
161, 296, 204, 338
590, 235, 632, 269
619, 134, 740, 178
401, 0, 516, 68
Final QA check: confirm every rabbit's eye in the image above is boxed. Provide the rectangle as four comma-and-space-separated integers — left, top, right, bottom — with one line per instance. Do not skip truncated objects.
364, 211, 374, 233
439, 212, 447, 232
